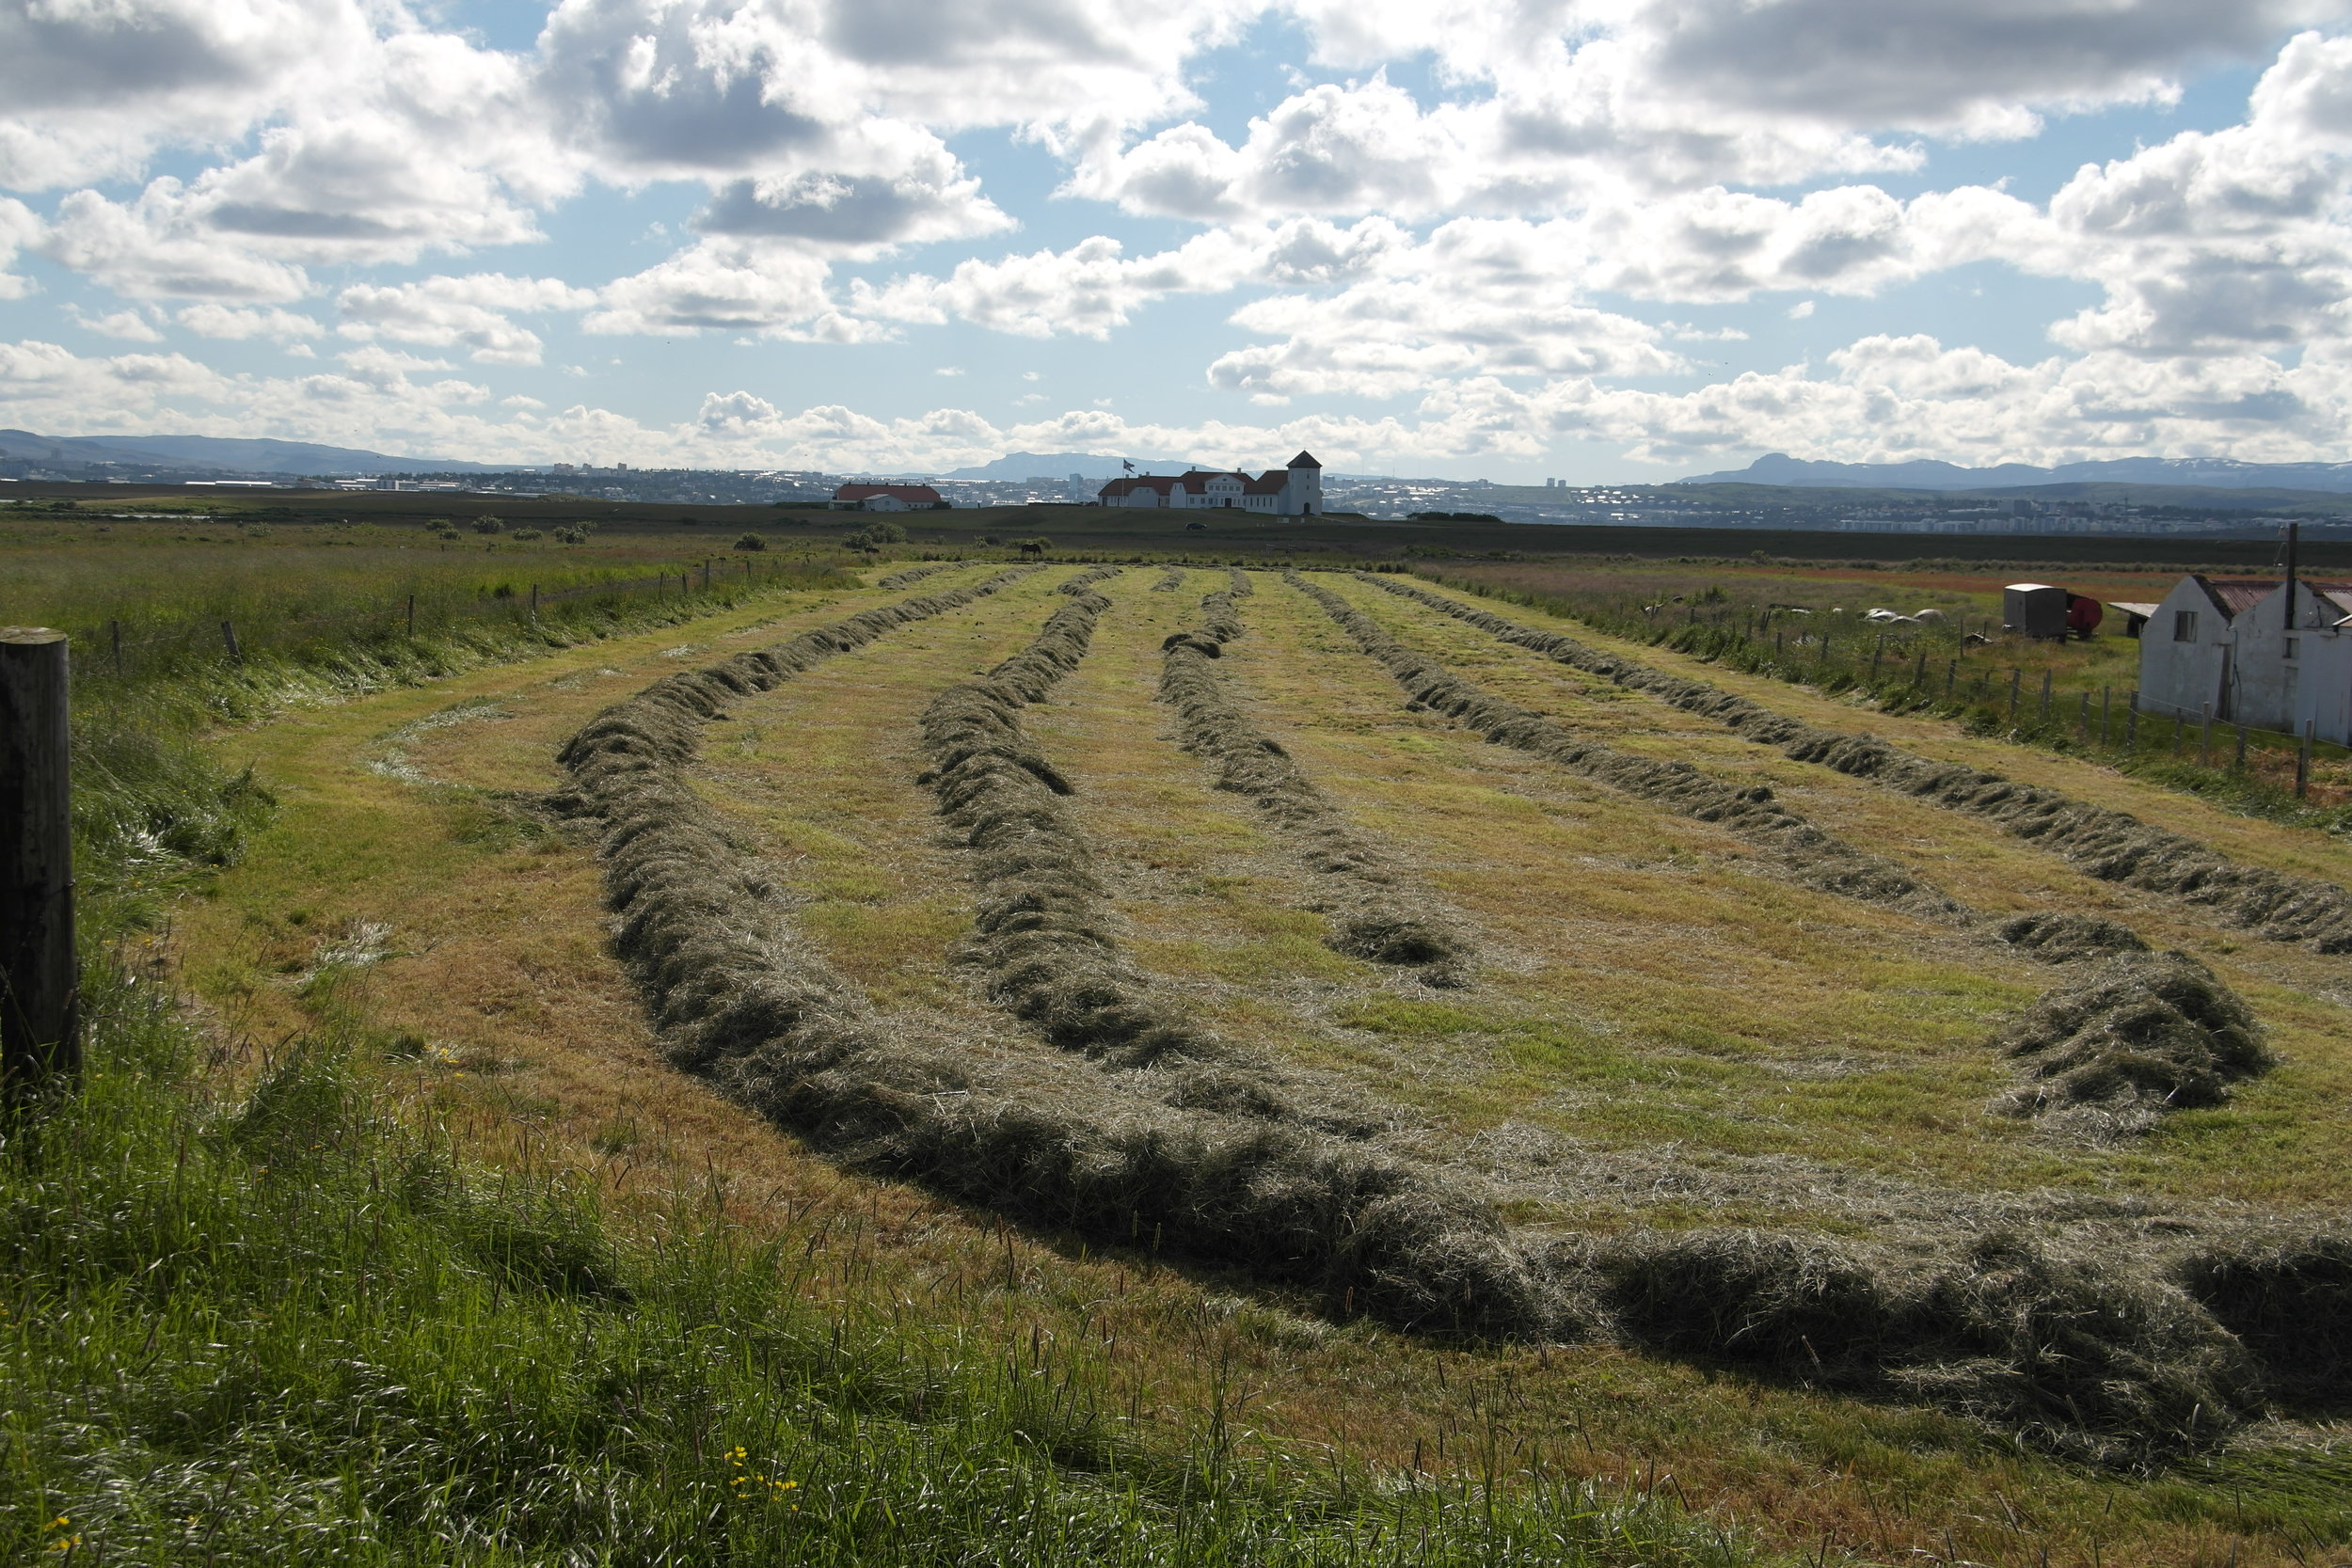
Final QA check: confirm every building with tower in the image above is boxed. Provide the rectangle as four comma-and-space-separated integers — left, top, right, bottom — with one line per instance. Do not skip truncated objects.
1096, 451, 1324, 515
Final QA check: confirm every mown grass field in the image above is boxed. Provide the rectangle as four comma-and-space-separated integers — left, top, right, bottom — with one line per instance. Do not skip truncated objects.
9, 521, 2352, 1565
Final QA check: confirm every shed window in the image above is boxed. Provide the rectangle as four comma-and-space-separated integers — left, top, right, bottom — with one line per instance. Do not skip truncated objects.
2173, 610, 2200, 642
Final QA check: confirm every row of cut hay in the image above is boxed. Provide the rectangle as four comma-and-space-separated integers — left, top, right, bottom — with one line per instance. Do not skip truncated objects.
876, 561, 966, 590
1158, 578, 1470, 979
550, 566, 2336, 1442
1325, 578, 2352, 1426
1151, 566, 1188, 592
916, 569, 1225, 1068
563, 564, 1569, 1338
1293, 574, 2269, 1135
1288, 574, 1961, 922
1364, 573, 2352, 954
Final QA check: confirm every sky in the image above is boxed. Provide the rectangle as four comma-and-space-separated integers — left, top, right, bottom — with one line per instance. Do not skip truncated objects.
3, 1, 2351, 482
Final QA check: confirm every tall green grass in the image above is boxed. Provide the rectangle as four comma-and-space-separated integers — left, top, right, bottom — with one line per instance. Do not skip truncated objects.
0, 972, 1765, 1565
58, 548, 853, 927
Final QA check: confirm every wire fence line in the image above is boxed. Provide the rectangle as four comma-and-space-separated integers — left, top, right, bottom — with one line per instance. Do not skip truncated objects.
1423, 576, 2347, 803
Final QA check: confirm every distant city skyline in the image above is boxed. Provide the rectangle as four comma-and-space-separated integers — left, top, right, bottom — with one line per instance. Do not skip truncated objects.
1, 2, 2347, 483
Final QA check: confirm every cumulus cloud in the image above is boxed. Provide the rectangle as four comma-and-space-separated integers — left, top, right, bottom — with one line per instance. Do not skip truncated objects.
177, 303, 322, 341
587, 242, 886, 339
337, 274, 596, 363
71, 308, 163, 341
9, 0, 2352, 474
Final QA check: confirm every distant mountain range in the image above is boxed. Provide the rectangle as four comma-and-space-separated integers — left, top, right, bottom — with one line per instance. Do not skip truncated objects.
0, 428, 500, 475
1679, 451, 2352, 494
938, 451, 1192, 482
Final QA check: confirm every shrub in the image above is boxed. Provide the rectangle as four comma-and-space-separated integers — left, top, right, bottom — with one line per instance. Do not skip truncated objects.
735, 532, 768, 551
473, 515, 504, 534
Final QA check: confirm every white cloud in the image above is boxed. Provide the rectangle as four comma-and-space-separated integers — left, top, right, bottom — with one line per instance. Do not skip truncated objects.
38, 185, 312, 300
71, 307, 163, 341
337, 274, 596, 364
587, 242, 871, 338
178, 303, 322, 341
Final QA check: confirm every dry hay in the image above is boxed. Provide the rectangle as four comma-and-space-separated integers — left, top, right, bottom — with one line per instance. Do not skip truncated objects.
1159, 578, 1470, 980
916, 566, 1234, 1069
1151, 566, 1188, 592
560, 563, 1573, 1338
2180, 1228, 2352, 1404
1289, 573, 1963, 923
1582, 1227, 2255, 1461
876, 562, 964, 590
1995, 911, 2149, 963
1296, 574, 2272, 1137
1991, 951, 2269, 1135
1365, 574, 2352, 954
549, 563, 2312, 1452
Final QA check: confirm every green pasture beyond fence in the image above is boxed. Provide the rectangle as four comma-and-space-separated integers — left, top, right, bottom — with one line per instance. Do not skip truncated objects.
1421, 573, 2349, 805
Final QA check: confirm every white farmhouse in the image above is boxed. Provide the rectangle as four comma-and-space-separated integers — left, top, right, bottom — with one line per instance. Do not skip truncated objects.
832, 483, 943, 512
1097, 451, 1325, 515
2138, 574, 2352, 742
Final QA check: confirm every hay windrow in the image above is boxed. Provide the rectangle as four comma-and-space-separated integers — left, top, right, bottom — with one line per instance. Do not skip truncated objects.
1160, 576, 1470, 980
916, 567, 1239, 1069
1151, 566, 1187, 592
2180, 1229, 2352, 1404
553, 565, 2296, 1450
1990, 951, 2269, 1134
876, 562, 964, 590
1365, 573, 2352, 955
561, 565, 1571, 1339
1287, 572, 1963, 924
1583, 1226, 2256, 1459
1297, 574, 2270, 1134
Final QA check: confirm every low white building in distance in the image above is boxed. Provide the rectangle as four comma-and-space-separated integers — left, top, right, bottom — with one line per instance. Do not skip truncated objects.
1097, 451, 1324, 514
2138, 574, 2352, 742
833, 483, 945, 512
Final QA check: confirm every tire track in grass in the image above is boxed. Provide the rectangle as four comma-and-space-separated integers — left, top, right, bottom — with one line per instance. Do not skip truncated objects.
1159, 571, 1471, 982
1294, 572, 2271, 1141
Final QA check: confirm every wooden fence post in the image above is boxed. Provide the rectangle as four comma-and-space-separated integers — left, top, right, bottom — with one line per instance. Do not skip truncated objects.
2127, 691, 2138, 748
2039, 670, 2053, 721
529, 583, 539, 622
2008, 669, 2021, 717
2234, 723, 2247, 772
108, 619, 121, 675
1, 627, 79, 1101
405, 595, 416, 636
2100, 687, 2111, 745
2201, 704, 2213, 768
2297, 721, 2313, 799
220, 620, 242, 660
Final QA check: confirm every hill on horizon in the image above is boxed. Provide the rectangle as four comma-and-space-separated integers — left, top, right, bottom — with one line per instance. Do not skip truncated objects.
1680, 451, 2352, 494
938, 451, 1196, 482
0, 428, 501, 475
